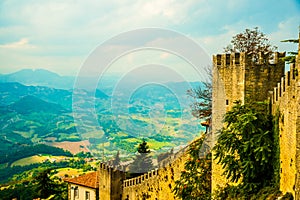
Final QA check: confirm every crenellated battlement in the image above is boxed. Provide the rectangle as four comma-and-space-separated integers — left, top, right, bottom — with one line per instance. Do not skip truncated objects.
213, 52, 245, 66
122, 144, 190, 189
121, 151, 189, 199
213, 52, 285, 68
271, 62, 299, 104
96, 144, 189, 199
212, 51, 286, 109
268, 51, 300, 197
123, 169, 159, 188
99, 163, 114, 172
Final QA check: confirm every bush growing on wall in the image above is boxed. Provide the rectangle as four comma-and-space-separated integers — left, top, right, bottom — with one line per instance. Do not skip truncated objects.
213, 101, 277, 197
173, 134, 211, 200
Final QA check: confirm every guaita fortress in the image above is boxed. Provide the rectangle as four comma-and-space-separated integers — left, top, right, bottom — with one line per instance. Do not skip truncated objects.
66, 37, 300, 200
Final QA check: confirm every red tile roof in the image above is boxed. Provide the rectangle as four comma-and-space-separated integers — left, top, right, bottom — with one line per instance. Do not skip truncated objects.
65, 171, 99, 189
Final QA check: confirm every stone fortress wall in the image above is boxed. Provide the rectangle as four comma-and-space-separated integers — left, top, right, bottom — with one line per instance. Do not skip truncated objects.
121, 147, 187, 200
97, 39, 300, 200
270, 51, 300, 197
212, 39, 300, 198
212, 51, 286, 191
98, 139, 193, 200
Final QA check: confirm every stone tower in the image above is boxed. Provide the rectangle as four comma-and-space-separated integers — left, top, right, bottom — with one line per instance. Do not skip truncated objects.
98, 163, 126, 200
211, 52, 286, 191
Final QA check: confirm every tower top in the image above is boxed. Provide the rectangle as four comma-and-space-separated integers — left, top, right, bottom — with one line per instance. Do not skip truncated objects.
213, 52, 286, 67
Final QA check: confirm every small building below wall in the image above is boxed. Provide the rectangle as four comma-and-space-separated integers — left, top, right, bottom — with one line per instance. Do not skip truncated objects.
65, 171, 99, 200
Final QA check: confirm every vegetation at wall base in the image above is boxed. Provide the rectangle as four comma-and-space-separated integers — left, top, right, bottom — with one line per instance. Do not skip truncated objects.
213, 101, 283, 199
272, 110, 281, 187
213, 185, 282, 200
173, 134, 211, 200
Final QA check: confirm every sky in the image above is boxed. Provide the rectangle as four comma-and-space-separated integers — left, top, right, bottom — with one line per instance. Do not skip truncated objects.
0, 0, 299, 78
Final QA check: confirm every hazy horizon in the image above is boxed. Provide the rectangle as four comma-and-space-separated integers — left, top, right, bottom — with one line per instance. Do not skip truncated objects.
0, 0, 299, 77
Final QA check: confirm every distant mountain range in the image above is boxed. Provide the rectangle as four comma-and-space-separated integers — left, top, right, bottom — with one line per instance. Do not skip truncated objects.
0, 69, 206, 188
0, 68, 204, 162
0, 69, 123, 91
0, 69, 75, 89
0, 81, 108, 108
0, 69, 203, 92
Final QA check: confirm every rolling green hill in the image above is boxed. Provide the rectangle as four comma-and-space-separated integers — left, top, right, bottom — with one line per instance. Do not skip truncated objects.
0, 82, 72, 108
9, 95, 67, 114
0, 73, 204, 184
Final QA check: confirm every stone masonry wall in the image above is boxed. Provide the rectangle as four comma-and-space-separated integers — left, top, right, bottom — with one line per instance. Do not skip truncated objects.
271, 51, 300, 198
244, 52, 285, 101
121, 143, 190, 200
97, 47, 298, 199
212, 52, 285, 192
98, 138, 206, 200
99, 163, 126, 200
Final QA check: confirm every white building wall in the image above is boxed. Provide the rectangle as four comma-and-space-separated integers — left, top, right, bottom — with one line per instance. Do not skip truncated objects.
69, 183, 97, 200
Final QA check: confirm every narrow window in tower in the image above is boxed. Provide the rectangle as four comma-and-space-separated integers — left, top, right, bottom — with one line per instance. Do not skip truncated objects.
226, 100, 229, 105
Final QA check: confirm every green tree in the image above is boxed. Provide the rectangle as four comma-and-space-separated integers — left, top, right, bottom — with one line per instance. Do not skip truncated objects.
34, 168, 57, 198
129, 140, 153, 175
75, 151, 92, 158
173, 135, 211, 200
0, 182, 36, 200
33, 168, 68, 199
51, 177, 68, 200
213, 101, 275, 194
224, 27, 277, 62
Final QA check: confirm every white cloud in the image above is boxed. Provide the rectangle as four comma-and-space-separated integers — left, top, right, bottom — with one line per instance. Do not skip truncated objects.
0, 38, 36, 49
196, 28, 238, 55
269, 16, 300, 52
0, 0, 299, 75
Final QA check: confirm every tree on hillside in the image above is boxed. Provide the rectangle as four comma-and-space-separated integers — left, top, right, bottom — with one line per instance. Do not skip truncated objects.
173, 135, 211, 200
129, 140, 153, 175
75, 151, 92, 158
224, 27, 277, 62
34, 168, 68, 200
34, 168, 57, 199
213, 101, 276, 196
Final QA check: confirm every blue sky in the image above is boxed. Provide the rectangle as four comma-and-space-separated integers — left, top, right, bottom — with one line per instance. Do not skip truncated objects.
0, 0, 299, 76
